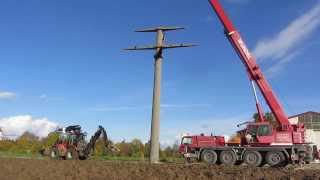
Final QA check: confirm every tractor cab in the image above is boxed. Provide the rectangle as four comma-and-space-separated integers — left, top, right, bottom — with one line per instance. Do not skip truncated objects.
55, 125, 87, 145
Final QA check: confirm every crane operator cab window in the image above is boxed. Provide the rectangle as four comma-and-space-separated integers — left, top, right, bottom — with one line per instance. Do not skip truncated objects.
181, 137, 192, 145
257, 124, 272, 136
246, 124, 272, 143
247, 124, 272, 137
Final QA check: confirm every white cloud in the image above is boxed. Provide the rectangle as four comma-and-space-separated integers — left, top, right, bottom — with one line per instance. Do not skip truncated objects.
0, 115, 58, 139
253, 3, 320, 75
0, 91, 16, 100
265, 51, 301, 78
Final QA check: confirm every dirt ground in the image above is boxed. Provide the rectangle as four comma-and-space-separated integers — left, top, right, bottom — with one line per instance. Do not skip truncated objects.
0, 158, 319, 180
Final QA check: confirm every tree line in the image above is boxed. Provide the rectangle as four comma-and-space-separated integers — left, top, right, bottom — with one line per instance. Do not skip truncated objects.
0, 131, 181, 161
0, 113, 276, 160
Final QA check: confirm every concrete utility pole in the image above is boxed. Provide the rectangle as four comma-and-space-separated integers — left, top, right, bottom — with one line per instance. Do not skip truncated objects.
125, 26, 195, 164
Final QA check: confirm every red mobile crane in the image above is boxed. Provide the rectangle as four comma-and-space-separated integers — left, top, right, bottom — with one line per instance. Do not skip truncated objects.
179, 0, 315, 167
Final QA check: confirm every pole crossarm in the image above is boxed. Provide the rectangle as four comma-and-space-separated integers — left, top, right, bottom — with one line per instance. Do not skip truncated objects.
135, 26, 184, 32
124, 44, 196, 51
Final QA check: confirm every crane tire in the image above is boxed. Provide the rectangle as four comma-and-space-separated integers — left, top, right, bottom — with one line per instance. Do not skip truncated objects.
266, 151, 286, 167
201, 150, 218, 164
243, 151, 262, 167
220, 150, 237, 165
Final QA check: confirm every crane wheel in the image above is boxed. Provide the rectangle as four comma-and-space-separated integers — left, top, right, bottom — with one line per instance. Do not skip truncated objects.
219, 150, 237, 165
201, 150, 217, 164
243, 151, 262, 167
266, 151, 286, 167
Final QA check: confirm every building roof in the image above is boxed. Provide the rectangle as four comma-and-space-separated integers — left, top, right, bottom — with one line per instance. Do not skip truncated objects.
288, 111, 320, 119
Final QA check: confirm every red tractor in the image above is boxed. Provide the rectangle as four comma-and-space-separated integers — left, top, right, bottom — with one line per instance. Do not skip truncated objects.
179, 0, 316, 167
48, 125, 118, 160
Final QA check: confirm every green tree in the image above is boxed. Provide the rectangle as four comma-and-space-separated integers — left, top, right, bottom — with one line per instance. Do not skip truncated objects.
15, 131, 41, 154
144, 141, 151, 158
93, 138, 107, 156
0, 139, 15, 152
162, 141, 180, 159
115, 140, 130, 157
93, 137, 117, 156
41, 132, 59, 149
129, 139, 144, 158
253, 112, 279, 127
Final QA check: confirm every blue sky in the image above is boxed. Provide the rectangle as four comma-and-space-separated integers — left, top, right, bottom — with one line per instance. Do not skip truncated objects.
0, 0, 319, 145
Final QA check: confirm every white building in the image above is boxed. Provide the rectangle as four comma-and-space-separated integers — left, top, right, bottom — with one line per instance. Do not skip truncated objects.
289, 111, 320, 149
0, 127, 4, 140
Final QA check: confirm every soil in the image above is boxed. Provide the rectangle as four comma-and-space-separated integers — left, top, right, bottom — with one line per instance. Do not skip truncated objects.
0, 158, 319, 180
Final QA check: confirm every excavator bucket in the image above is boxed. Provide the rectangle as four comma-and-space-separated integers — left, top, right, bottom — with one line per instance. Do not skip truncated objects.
99, 126, 120, 152
107, 144, 120, 153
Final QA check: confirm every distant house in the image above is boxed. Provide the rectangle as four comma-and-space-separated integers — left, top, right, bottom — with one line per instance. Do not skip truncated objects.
289, 111, 320, 149
0, 127, 3, 140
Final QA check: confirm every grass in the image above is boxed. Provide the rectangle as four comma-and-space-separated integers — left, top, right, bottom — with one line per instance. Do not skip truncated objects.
0, 151, 184, 163
0, 151, 44, 159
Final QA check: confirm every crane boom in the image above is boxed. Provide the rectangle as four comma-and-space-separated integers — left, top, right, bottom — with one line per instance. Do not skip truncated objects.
208, 0, 291, 130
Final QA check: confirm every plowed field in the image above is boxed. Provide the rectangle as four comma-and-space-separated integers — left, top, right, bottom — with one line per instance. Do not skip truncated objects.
0, 158, 319, 180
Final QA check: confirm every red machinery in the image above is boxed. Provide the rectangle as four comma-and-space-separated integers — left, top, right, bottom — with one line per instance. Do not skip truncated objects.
46, 125, 118, 160
179, 0, 314, 167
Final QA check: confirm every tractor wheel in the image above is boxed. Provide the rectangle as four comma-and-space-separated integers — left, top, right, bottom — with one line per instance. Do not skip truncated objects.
66, 148, 79, 160
50, 148, 59, 160
266, 151, 286, 167
219, 150, 237, 166
201, 150, 218, 164
243, 151, 262, 167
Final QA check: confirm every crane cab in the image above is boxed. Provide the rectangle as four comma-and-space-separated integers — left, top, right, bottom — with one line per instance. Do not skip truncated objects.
243, 122, 306, 145
244, 122, 274, 145
178, 134, 225, 155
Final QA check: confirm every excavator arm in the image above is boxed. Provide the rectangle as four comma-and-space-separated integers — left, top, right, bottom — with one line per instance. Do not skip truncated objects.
208, 0, 292, 131
83, 126, 119, 158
